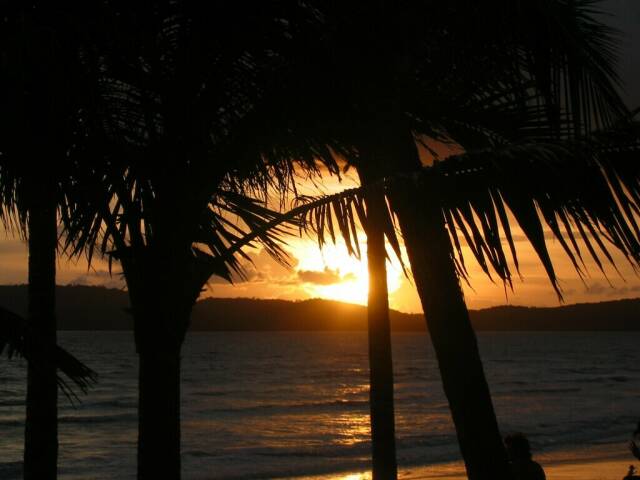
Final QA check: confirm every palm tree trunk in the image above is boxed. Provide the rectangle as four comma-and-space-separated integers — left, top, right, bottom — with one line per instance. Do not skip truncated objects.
24, 182, 58, 480
360, 129, 513, 480
123, 251, 200, 480
136, 330, 182, 480
360, 171, 398, 480
394, 194, 512, 480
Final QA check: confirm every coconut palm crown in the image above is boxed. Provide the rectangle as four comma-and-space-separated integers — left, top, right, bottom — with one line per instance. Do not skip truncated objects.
196, 2, 640, 479
40, 1, 640, 479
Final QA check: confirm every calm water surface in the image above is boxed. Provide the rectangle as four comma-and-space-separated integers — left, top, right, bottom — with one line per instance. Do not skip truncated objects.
1, 331, 638, 479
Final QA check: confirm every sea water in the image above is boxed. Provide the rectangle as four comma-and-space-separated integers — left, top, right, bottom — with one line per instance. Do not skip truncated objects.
1, 331, 638, 479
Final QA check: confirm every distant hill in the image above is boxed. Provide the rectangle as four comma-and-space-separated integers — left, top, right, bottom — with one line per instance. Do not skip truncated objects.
0, 285, 133, 330
470, 300, 640, 331
190, 297, 420, 331
0, 285, 638, 331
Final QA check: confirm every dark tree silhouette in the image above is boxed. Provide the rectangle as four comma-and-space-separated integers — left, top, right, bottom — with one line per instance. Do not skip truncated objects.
10, 3, 638, 480
0, 3, 98, 478
359, 166, 398, 479
224, 2, 639, 478
266, 114, 640, 480
61, 3, 335, 478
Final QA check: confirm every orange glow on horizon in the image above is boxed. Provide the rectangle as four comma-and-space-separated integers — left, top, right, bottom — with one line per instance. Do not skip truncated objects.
1, 160, 638, 314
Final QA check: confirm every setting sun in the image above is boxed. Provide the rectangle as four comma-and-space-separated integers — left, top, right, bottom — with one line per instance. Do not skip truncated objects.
293, 237, 405, 306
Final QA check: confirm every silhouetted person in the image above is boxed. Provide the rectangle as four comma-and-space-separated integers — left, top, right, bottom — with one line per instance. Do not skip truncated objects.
505, 433, 546, 480
630, 422, 640, 460
622, 423, 640, 479
624, 465, 640, 480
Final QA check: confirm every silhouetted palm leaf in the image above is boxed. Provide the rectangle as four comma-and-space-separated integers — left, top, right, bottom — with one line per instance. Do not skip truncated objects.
424, 133, 640, 295
0, 306, 97, 402
251, 121, 640, 298
58, 0, 631, 289
55, 1, 345, 285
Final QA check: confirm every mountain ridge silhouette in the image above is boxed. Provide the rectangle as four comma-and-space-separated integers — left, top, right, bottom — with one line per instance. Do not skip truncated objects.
0, 285, 637, 331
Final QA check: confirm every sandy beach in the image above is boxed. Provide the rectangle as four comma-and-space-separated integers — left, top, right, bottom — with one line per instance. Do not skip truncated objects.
296, 445, 637, 480
296, 459, 635, 480
400, 458, 636, 480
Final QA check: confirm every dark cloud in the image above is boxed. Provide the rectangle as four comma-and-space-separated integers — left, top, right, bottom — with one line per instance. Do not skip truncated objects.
207, 262, 264, 285
68, 269, 125, 289
585, 282, 608, 296
297, 267, 354, 285
583, 281, 640, 297
0, 239, 27, 255
509, 231, 557, 243
206, 247, 296, 285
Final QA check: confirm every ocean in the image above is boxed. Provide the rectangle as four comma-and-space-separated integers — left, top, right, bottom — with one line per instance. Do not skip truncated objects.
1, 331, 638, 479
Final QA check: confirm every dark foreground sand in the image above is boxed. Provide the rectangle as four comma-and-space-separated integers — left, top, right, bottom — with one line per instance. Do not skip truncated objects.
296, 444, 637, 480
399, 458, 635, 479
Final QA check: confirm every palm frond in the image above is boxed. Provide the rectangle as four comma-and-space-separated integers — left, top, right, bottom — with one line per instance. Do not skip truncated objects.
214, 187, 365, 270
52, 0, 638, 304
0, 306, 97, 402
213, 182, 410, 276
416, 133, 640, 297
237, 123, 640, 300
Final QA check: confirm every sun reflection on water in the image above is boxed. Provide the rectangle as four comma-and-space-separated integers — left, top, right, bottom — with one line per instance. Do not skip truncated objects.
336, 382, 368, 397
334, 412, 370, 446
341, 474, 370, 480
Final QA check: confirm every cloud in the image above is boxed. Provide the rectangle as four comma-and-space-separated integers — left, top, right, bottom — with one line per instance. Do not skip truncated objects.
297, 267, 354, 285
206, 262, 264, 285
68, 269, 126, 289
206, 247, 297, 285
0, 239, 27, 256
583, 281, 640, 297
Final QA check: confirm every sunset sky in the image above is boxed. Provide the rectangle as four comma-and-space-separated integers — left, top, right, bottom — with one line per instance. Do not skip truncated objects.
1, 1, 639, 313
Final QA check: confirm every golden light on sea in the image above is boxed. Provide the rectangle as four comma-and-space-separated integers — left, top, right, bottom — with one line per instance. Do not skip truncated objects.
341, 474, 370, 480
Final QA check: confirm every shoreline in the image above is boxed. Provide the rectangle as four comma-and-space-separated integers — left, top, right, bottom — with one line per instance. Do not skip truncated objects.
291, 445, 637, 480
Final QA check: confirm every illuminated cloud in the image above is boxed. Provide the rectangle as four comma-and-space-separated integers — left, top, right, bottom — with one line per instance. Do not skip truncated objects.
297, 267, 356, 285
69, 269, 126, 289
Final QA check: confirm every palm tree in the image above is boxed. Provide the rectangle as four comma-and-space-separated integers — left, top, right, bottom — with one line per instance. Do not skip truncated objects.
0, 3, 98, 478
221, 1, 638, 478
360, 170, 398, 479
60, 3, 337, 478
2, 11, 59, 478
351, 4, 632, 475
259, 117, 639, 480
54, 3, 639, 480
